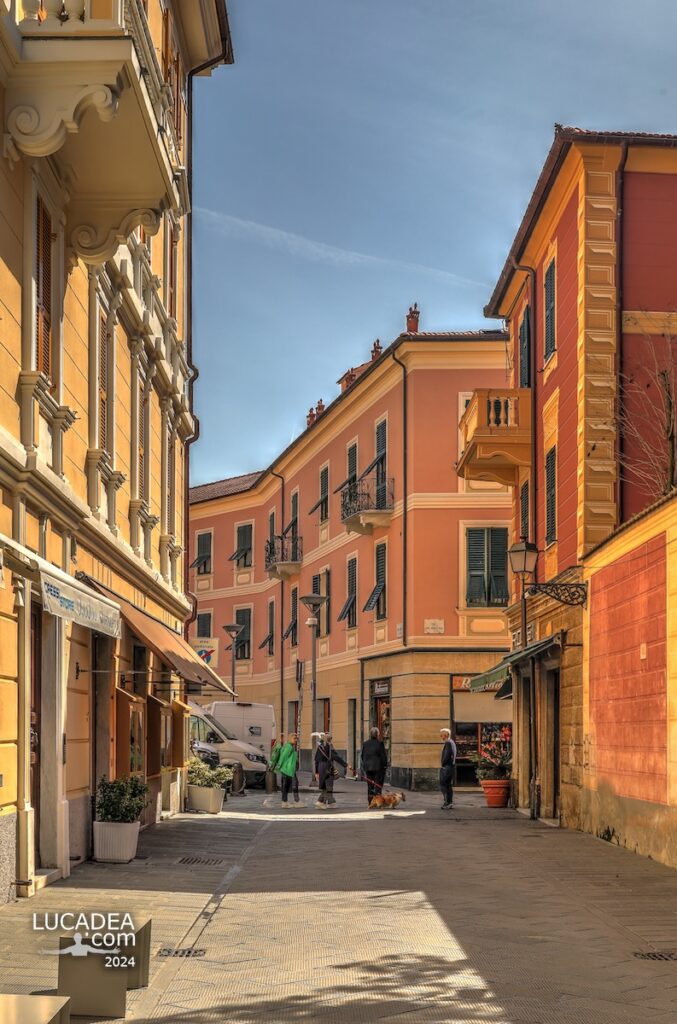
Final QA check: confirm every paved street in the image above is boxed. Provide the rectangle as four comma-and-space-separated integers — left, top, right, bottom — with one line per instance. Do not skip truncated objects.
2, 783, 677, 1022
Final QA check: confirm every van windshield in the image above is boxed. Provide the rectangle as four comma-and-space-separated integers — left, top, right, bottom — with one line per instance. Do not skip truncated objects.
204, 713, 237, 741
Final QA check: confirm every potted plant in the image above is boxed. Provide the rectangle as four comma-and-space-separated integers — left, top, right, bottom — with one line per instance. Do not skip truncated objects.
477, 743, 512, 808
186, 757, 233, 814
93, 775, 149, 862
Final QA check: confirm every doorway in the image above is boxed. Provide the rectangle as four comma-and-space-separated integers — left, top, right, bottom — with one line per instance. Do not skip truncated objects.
543, 668, 561, 820
30, 605, 41, 868
370, 679, 391, 765
347, 699, 357, 769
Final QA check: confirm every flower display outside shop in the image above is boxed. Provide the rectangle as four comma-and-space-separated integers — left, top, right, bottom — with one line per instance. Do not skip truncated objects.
476, 742, 512, 782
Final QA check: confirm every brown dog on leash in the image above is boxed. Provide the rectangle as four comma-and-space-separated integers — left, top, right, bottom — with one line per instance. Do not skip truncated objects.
368, 792, 406, 809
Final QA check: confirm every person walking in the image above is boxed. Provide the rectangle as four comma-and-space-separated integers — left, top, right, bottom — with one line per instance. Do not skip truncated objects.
274, 733, 300, 807
314, 733, 350, 808
360, 727, 388, 806
439, 727, 457, 810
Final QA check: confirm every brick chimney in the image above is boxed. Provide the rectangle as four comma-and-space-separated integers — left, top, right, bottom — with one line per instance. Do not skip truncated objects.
316, 398, 325, 416
307, 407, 316, 427
341, 368, 357, 392
371, 339, 382, 361
406, 303, 420, 333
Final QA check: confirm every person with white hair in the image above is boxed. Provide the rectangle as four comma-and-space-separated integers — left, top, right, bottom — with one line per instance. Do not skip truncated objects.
439, 727, 457, 810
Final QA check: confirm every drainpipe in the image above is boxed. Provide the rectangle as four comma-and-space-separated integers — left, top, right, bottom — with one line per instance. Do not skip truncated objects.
184, 28, 233, 634
271, 470, 285, 733
615, 141, 629, 525
512, 260, 539, 818
392, 351, 408, 646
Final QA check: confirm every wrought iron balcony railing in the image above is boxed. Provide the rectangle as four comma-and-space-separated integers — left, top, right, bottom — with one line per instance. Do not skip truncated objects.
341, 475, 395, 522
265, 535, 303, 573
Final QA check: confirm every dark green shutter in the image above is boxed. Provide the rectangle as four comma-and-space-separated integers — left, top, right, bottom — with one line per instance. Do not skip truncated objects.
235, 608, 251, 660
324, 569, 331, 635
489, 529, 509, 605
466, 528, 487, 606
237, 523, 253, 567
320, 466, 329, 521
196, 613, 211, 638
348, 443, 357, 482
546, 447, 557, 543
544, 261, 556, 360
268, 600, 275, 655
520, 480, 529, 541
312, 573, 320, 595
269, 510, 275, 543
291, 492, 298, 538
519, 306, 531, 388
348, 557, 357, 628
375, 543, 387, 619
291, 588, 298, 646
375, 421, 387, 509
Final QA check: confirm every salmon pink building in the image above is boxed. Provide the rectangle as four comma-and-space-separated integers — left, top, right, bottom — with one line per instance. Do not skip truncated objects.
459, 126, 677, 865
189, 308, 512, 788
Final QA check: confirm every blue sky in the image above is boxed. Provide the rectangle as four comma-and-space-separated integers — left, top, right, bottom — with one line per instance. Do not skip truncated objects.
190, 0, 677, 484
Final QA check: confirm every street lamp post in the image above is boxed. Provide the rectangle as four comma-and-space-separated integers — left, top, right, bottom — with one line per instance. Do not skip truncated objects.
300, 594, 328, 772
508, 541, 539, 819
223, 623, 244, 702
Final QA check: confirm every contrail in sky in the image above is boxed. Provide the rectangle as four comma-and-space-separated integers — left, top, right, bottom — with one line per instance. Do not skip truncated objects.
195, 207, 489, 289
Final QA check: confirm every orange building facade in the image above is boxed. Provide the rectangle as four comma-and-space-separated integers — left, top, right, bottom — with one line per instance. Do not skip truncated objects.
189, 310, 513, 788
459, 127, 677, 865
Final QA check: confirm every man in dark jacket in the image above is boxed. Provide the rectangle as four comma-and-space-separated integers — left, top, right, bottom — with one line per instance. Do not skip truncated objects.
440, 727, 457, 810
360, 728, 388, 806
314, 734, 350, 808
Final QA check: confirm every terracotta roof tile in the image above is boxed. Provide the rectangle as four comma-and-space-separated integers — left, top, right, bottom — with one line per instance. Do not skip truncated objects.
189, 471, 263, 504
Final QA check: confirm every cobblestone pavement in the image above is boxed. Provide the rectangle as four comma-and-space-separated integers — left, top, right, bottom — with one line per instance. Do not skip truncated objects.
2, 783, 677, 1022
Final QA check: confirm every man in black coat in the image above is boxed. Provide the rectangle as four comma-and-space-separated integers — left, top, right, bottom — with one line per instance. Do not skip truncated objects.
360, 728, 388, 806
440, 727, 457, 810
314, 733, 349, 807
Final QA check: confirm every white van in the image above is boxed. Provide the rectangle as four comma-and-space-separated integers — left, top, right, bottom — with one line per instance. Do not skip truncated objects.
204, 701, 277, 755
188, 704, 269, 787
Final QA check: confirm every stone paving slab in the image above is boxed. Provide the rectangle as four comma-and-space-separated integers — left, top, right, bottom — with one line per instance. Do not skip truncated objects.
0, 788, 677, 1021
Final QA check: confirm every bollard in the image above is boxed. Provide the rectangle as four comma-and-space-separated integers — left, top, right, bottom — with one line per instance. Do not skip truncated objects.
231, 762, 245, 795
265, 769, 277, 794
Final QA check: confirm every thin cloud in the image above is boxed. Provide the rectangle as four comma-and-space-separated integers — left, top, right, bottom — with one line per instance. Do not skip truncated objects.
195, 207, 489, 289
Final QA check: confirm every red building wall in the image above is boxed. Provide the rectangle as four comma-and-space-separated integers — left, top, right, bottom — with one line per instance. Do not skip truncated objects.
588, 535, 667, 804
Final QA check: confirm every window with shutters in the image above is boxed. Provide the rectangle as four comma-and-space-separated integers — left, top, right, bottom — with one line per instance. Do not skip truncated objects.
138, 381, 147, 503
319, 466, 329, 521
282, 587, 298, 647
267, 599, 275, 655
466, 528, 509, 607
519, 307, 531, 388
196, 612, 212, 638
268, 510, 275, 544
545, 447, 557, 544
338, 556, 357, 629
235, 608, 251, 661
520, 480, 529, 541
375, 420, 387, 508
311, 570, 331, 636
167, 222, 178, 318
98, 312, 109, 454
167, 432, 176, 535
230, 523, 253, 568
162, 9, 185, 146
364, 543, 387, 619
191, 531, 212, 575
35, 194, 53, 382
544, 260, 556, 361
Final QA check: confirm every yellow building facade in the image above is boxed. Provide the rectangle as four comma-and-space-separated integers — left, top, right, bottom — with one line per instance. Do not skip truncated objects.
0, 0, 232, 901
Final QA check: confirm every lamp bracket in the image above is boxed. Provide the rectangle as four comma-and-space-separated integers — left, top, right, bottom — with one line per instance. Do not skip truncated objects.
526, 582, 588, 607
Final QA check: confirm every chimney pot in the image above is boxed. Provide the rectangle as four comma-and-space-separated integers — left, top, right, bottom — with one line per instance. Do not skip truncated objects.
406, 302, 420, 333
316, 398, 325, 416
307, 407, 316, 427
371, 339, 382, 361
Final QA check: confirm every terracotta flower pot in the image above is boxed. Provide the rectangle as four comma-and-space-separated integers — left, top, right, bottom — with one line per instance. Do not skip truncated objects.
480, 778, 511, 808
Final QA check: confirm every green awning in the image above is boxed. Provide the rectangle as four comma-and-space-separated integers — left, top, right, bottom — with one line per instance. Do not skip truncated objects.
470, 633, 563, 693
495, 676, 513, 700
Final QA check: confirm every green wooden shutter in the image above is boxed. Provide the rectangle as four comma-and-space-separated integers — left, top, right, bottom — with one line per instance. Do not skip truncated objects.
268, 599, 275, 655
312, 573, 320, 595
269, 510, 275, 543
348, 443, 357, 482
235, 608, 251, 660
375, 543, 387, 619
546, 447, 557, 543
290, 492, 298, 538
348, 557, 357, 628
544, 261, 556, 360
320, 466, 329, 521
324, 568, 331, 635
237, 523, 253, 567
196, 613, 211, 638
520, 480, 529, 541
520, 303, 532, 387
489, 528, 509, 605
466, 528, 487, 606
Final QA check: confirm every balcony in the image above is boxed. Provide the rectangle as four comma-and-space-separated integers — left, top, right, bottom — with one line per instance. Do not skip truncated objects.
265, 535, 303, 581
2, 0, 186, 263
456, 389, 532, 487
341, 475, 394, 534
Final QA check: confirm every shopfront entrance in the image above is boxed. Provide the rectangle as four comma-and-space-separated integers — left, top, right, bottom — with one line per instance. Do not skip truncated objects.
370, 679, 391, 764
30, 605, 41, 868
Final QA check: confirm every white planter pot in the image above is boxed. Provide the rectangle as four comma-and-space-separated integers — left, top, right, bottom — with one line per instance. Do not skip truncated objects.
93, 820, 140, 863
187, 784, 225, 814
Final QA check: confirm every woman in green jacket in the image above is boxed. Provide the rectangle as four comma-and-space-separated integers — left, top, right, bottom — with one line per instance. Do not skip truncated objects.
270, 733, 299, 806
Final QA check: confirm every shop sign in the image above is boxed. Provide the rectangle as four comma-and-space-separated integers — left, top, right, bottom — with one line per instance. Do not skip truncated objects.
189, 638, 219, 669
453, 674, 504, 692
41, 572, 120, 637
373, 679, 390, 696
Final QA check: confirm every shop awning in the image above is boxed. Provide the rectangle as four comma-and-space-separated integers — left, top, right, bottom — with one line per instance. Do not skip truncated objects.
84, 578, 234, 695
470, 634, 563, 694
0, 532, 120, 637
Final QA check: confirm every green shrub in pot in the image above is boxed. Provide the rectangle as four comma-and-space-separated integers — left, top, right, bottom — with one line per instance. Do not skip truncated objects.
93, 775, 149, 862
186, 757, 233, 813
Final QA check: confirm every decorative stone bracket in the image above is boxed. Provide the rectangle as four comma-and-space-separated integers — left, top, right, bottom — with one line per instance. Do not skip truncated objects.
19, 370, 76, 477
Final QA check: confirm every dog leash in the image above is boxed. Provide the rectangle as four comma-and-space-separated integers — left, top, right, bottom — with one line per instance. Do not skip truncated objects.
350, 770, 392, 791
